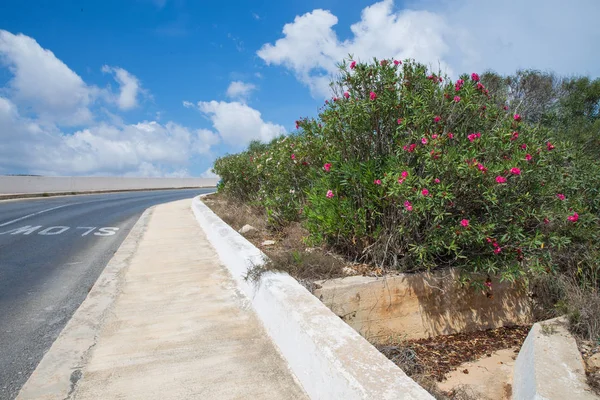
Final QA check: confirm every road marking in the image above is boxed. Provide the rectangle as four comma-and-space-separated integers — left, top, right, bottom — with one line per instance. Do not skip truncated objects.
0, 225, 120, 237
0, 203, 78, 228
38, 226, 70, 235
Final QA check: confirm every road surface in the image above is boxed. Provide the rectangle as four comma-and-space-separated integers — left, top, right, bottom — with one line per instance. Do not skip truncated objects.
0, 189, 213, 399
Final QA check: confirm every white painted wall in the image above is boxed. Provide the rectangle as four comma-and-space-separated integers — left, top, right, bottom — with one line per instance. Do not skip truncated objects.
0, 176, 218, 194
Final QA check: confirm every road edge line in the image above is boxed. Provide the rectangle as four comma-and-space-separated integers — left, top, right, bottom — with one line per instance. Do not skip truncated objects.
192, 195, 434, 400
16, 207, 155, 400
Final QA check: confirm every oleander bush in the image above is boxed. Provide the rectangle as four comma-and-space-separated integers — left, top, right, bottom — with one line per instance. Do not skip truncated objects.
213, 57, 600, 290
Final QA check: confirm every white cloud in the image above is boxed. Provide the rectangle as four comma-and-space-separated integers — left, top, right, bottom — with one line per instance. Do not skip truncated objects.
200, 167, 219, 179
0, 30, 95, 125
194, 100, 285, 147
226, 81, 256, 101
102, 65, 141, 110
0, 30, 221, 177
258, 0, 600, 97
0, 99, 219, 176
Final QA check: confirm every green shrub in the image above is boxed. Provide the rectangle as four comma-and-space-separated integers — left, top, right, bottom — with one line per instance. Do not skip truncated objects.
214, 57, 600, 287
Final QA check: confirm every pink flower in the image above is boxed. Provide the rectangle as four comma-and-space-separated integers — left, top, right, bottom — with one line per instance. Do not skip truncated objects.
460, 219, 469, 227
350, 61, 356, 69
556, 193, 566, 200
567, 212, 579, 222
525, 154, 533, 161
432, 134, 438, 139
511, 132, 519, 141
521, 144, 527, 150
448, 132, 454, 139
514, 114, 521, 122
291, 154, 296, 160
468, 133, 480, 142
484, 281, 492, 288
494, 247, 502, 254
295, 120, 300, 129
455, 79, 464, 91
326, 190, 334, 198
404, 201, 413, 211
344, 92, 350, 99
401, 171, 409, 179
434, 178, 440, 184
477, 82, 485, 90
544, 218, 550, 224
398, 178, 405, 184
397, 118, 403, 124
421, 137, 428, 145
496, 176, 507, 184
503, 105, 509, 111
406, 143, 417, 153
477, 163, 488, 173
434, 115, 441, 123
471, 73, 480, 82
374, 179, 382, 185
323, 163, 332, 172
454, 96, 461, 103
510, 167, 521, 175
547, 142, 555, 151
370, 91, 377, 100
421, 188, 429, 196
394, 60, 401, 65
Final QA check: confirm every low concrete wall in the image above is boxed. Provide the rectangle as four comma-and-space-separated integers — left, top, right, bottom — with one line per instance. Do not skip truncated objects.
0, 176, 218, 195
192, 196, 434, 400
513, 317, 598, 399
314, 270, 532, 342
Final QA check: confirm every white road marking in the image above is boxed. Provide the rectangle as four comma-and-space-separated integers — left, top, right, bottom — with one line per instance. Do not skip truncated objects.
38, 226, 70, 235
94, 227, 119, 236
0, 203, 78, 227
75, 227, 96, 236
0, 225, 120, 237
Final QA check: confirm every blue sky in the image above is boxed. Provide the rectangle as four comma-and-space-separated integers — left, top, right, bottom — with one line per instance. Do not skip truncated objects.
1, 0, 599, 177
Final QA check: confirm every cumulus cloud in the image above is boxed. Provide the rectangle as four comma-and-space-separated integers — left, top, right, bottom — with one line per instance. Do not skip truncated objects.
258, 0, 600, 97
102, 65, 142, 110
0, 30, 95, 125
192, 100, 285, 147
226, 81, 256, 101
0, 99, 218, 176
0, 30, 221, 176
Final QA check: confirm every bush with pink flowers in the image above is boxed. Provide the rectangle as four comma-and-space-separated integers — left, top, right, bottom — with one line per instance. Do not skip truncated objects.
214, 57, 600, 287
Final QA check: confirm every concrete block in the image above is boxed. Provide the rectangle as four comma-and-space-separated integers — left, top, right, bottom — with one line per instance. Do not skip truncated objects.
513, 317, 598, 399
314, 271, 532, 342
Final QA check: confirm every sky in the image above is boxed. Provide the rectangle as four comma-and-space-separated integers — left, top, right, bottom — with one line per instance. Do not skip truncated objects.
0, 0, 599, 178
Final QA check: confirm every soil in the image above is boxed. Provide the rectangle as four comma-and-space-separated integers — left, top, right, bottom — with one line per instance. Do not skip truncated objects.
438, 347, 517, 400
377, 325, 529, 382
578, 340, 600, 395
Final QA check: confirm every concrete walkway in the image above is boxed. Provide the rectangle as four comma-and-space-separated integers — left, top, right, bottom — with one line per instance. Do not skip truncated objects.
70, 199, 307, 400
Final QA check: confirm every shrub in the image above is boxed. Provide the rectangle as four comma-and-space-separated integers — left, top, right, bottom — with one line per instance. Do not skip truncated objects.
214, 57, 600, 289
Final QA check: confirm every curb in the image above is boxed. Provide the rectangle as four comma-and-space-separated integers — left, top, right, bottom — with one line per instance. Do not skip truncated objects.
16, 207, 154, 400
192, 196, 433, 400
513, 317, 598, 400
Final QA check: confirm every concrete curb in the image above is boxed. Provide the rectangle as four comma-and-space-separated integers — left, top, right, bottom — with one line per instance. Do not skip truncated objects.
513, 317, 598, 400
16, 207, 154, 400
192, 196, 434, 400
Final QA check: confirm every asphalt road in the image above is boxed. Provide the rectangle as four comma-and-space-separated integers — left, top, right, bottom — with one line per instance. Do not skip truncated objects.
0, 189, 214, 400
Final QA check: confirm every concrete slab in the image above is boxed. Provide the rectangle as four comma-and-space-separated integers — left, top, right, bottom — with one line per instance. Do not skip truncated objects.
513, 317, 598, 400
314, 271, 532, 342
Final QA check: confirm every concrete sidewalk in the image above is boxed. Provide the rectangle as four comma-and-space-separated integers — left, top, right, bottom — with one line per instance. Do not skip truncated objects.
68, 199, 307, 399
